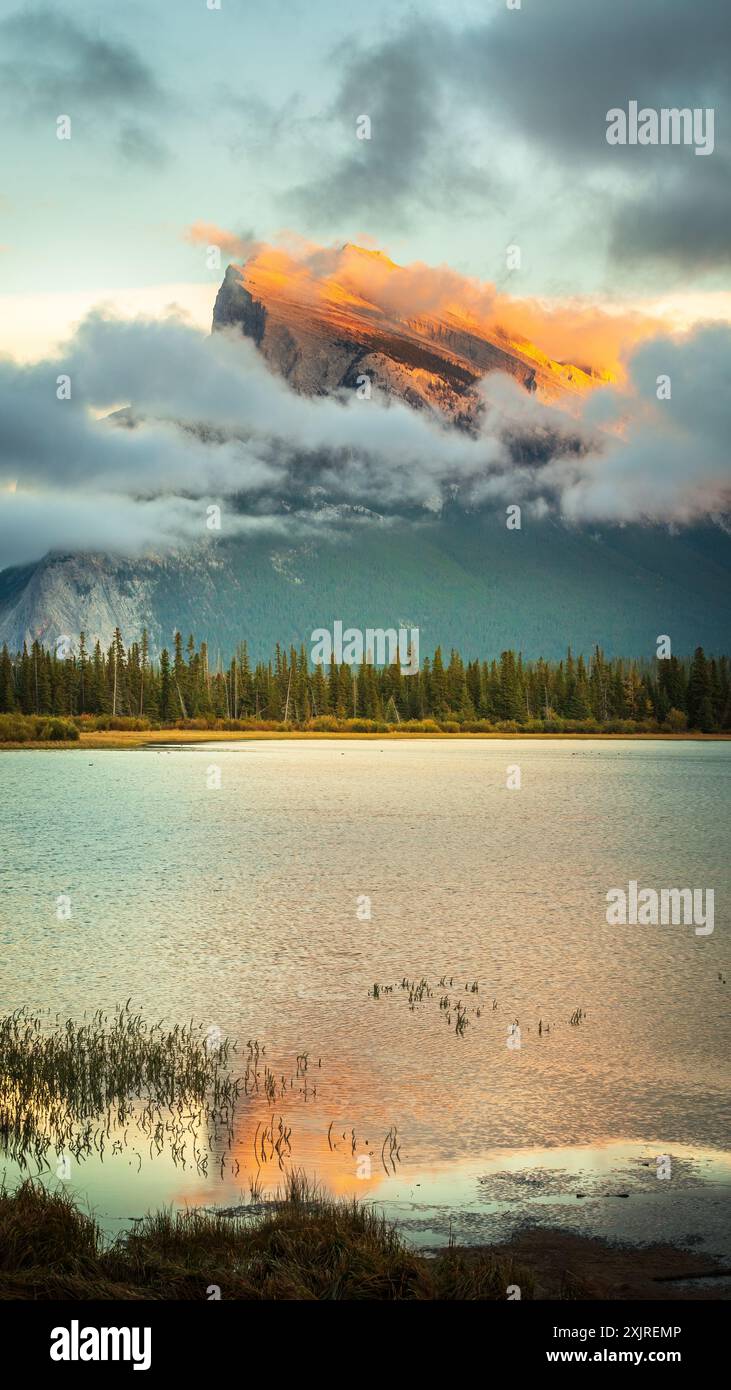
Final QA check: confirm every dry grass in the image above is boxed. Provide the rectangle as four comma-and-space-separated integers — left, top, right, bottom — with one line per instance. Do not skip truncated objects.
0, 1176, 534, 1301
2, 728, 727, 751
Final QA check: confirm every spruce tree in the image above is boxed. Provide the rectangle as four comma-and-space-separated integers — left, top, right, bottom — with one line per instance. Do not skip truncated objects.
0, 644, 15, 711
687, 647, 714, 731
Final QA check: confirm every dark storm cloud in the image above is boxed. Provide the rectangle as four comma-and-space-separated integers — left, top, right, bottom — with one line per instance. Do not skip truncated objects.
288, 27, 495, 225
457, 0, 730, 272
286, 0, 728, 271
609, 158, 731, 272
457, 0, 728, 162
0, 6, 169, 165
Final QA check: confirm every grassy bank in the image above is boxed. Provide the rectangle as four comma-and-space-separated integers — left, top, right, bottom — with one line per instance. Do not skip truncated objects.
2, 1179, 727, 1300
0, 1178, 532, 1300
2, 723, 729, 751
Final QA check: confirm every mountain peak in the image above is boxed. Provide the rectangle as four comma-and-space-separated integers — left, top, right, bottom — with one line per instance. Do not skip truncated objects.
212, 244, 596, 418
340, 243, 398, 268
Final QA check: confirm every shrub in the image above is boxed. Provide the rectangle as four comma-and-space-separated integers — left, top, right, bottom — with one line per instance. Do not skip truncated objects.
0, 713, 79, 742
38, 718, 80, 741
665, 707, 688, 732
308, 715, 341, 732
87, 715, 151, 732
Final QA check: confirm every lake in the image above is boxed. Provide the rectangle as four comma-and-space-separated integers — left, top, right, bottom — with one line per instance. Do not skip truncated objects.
1, 738, 729, 1255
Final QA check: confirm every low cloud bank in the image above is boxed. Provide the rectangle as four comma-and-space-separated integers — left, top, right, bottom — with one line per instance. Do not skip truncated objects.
0, 310, 728, 568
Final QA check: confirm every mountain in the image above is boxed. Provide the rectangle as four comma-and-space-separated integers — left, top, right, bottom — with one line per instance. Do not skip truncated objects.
2, 515, 730, 663
1, 249, 729, 661
212, 243, 600, 421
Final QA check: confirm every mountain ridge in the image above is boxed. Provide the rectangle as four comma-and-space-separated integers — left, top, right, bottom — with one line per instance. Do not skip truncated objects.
212, 244, 600, 421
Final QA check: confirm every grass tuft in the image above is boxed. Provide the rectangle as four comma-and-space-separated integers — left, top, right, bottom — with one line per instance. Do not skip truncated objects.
0, 1177, 534, 1301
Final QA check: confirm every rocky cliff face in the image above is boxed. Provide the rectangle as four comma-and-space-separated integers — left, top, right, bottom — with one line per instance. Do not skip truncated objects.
0, 553, 163, 654
212, 244, 597, 421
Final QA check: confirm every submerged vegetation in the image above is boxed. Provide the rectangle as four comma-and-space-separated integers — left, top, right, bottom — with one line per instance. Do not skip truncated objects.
0, 1175, 534, 1300
1, 631, 728, 733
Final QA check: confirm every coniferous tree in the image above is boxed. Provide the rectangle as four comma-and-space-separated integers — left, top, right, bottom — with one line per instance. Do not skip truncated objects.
158, 649, 173, 722
687, 647, 714, 731
0, 644, 15, 711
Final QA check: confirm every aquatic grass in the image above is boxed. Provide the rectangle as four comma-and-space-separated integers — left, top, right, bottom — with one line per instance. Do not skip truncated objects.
371, 975, 476, 1035
0, 1003, 242, 1176
369, 976, 588, 1042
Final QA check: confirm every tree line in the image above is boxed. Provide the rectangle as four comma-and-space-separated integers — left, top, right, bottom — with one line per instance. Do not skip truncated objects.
0, 631, 728, 732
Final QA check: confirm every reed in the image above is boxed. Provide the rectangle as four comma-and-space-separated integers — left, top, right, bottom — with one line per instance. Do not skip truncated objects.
0, 1003, 241, 1176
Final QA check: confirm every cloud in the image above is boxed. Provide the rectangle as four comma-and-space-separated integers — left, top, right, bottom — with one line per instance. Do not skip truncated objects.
184, 224, 261, 261
557, 324, 731, 523
458, 0, 728, 163
0, 6, 169, 165
287, 27, 494, 227
274, 0, 729, 275
456, 0, 731, 274
0, 490, 287, 570
117, 122, 169, 169
609, 158, 731, 272
0, 307, 728, 570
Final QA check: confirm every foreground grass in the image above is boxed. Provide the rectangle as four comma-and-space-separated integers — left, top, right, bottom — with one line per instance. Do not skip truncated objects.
0, 1178, 533, 1300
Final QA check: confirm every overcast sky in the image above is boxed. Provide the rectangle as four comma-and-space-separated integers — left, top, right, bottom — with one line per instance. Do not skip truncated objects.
0, 0, 729, 359
0, 0, 729, 563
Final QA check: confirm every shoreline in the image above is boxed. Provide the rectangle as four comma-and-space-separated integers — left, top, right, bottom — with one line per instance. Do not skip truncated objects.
3, 729, 731, 751
466, 1227, 731, 1301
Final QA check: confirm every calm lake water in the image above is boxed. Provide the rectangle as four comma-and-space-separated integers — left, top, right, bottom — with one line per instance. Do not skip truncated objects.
1, 739, 729, 1254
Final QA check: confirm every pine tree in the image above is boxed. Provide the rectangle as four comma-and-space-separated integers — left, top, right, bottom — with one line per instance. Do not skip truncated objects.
0, 644, 15, 711
173, 632, 187, 719
431, 647, 448, 717
159, 649, 173, 722
311, 660, 327, 717
139, 629, 149, 718
687, 647, 714, 731
78, 631, 88, 714
497, 651, 522, 721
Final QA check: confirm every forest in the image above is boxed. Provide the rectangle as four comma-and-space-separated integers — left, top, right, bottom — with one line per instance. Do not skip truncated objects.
0, 631, 728, 734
